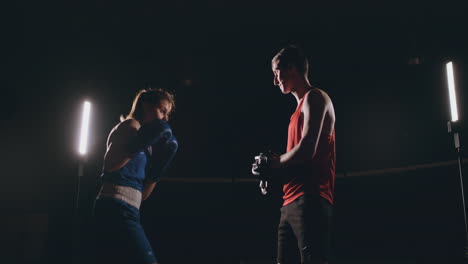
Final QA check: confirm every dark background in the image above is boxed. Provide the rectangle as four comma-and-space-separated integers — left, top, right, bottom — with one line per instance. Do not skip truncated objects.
1, 1, 468, 263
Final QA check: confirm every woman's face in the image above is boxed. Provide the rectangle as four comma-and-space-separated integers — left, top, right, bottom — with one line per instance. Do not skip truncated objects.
143, 99, 172, 122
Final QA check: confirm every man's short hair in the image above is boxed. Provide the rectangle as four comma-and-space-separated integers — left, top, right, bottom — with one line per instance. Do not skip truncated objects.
272, 45, 309, 76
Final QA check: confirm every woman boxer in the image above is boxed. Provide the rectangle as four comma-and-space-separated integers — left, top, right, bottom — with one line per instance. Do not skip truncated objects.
94, 88, 177, 264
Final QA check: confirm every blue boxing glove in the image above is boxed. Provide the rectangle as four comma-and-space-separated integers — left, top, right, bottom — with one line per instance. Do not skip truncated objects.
148, 135, 178, 181
127, 119, 172, 156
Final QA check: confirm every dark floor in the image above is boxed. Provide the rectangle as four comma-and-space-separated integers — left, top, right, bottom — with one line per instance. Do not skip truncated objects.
2, 164, 467, 264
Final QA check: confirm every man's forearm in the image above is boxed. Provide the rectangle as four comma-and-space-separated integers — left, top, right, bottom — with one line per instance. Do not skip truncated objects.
280, 140, 316, 168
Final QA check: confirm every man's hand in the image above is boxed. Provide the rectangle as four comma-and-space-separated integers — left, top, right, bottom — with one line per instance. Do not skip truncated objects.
269, 153, 281, 169
251, 151, 280, 177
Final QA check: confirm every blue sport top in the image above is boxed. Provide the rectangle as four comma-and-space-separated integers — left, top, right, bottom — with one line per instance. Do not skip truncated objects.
99, 118, 174, 192
100, 151, 148, 192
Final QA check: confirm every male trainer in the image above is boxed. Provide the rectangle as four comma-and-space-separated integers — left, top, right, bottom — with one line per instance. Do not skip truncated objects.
253, 45, 336, 264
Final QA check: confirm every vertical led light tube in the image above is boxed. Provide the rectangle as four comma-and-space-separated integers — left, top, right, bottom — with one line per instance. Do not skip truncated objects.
79, 101, 91, 156
447, 62, 459, 122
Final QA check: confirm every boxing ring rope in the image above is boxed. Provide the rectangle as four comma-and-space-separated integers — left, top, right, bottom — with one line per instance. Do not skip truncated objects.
159, 157, 468, 183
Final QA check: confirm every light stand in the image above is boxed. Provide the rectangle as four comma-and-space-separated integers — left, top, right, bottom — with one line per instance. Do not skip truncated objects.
73, 101, 91, 264
445, 62, 468, 260
77, 102, 90, 216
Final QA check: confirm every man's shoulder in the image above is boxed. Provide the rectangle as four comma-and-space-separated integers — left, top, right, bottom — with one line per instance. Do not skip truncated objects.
305, 87, 330, 106
309, 87, 331, 99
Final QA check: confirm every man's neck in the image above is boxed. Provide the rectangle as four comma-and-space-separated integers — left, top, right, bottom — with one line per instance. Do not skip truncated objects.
291, 79, 313, 104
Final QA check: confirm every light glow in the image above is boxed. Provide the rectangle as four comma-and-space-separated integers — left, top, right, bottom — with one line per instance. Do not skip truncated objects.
79, 101, 91, 155
446, 62, 459, 122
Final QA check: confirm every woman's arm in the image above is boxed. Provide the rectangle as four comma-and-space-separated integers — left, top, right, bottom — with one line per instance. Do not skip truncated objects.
103, 119, 140, 172
142, 180, 157, 200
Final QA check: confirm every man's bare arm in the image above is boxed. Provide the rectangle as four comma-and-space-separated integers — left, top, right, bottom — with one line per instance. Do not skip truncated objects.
279, 90, 327, 167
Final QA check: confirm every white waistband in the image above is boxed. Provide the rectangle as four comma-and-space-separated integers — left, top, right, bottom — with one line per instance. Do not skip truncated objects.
97, 183, 142, 209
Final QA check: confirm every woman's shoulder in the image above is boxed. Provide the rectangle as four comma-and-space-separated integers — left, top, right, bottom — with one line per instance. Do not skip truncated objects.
119, 118, 141, 130
109, 119, 141, 139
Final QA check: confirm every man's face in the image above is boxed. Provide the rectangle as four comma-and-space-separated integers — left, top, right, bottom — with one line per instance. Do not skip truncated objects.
272, 61, 293, 94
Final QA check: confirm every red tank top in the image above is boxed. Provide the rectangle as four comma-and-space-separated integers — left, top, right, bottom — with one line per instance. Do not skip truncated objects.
282, 92, 336, 206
